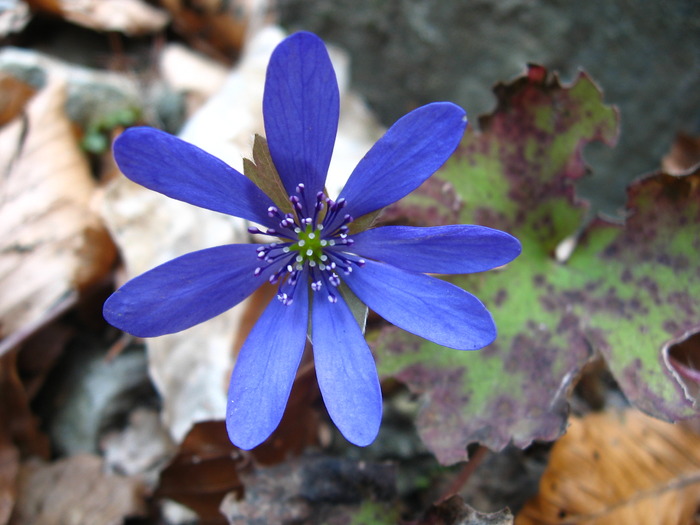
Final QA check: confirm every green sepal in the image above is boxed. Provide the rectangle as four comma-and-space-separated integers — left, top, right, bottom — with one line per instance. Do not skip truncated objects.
243, 134, 295, 215
338, 283, 368, 334
306, 282, 369, 343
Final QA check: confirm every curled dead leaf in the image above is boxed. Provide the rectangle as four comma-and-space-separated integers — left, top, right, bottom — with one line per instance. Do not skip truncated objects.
666, 331, 700, 401
517, 409, 700, 524
662, 133, 700, 175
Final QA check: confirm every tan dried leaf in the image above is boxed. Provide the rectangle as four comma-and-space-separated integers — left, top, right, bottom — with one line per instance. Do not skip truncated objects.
517, 409, 700, 525
0, 79, 116, 349
27, 0, 170, 35
12, 454, 147, 525
160, 43, 228, 111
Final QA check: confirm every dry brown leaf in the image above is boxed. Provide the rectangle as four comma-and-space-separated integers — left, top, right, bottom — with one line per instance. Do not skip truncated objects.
11, 454, 147, 525
156, 421, 246, 524
0, 352, 49, 459
0, 351, 50, 525
14, 321, 73, 400
158, 0, 270, 60
0, 79, 116, 351
0, 441, 18, 525
27, 0, 170, 35
0, 358, 20, 525
517, 409, 700, 525
0, 75, 36, 128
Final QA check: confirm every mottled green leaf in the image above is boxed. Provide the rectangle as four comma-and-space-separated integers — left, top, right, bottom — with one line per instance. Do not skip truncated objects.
574, 170, 700, 419
371, 65, 664, 464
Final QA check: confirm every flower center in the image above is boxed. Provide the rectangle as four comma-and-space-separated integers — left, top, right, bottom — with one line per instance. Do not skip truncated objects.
289, 224, 329, 269
249, 184, 365, 306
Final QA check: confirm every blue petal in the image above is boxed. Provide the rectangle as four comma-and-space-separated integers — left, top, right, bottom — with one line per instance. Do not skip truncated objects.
263, 32, 339, 207
226, 273, 309, 450
114, 128, 276, 228
103, 244, 271, 337
349, 225, 521, 274
343, 259, 496, 350
312, 291, 382, 446
339, 102, 466, 220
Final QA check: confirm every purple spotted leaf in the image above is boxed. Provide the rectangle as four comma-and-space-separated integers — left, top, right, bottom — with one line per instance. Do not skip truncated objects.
578, 170, 700, 419
373, 65, 695, 464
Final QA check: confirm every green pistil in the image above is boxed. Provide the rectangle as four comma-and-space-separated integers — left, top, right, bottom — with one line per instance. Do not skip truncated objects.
290, 225, 329, 269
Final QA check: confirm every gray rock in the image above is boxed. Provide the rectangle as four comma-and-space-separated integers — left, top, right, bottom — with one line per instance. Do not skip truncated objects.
279, 0, 700, 214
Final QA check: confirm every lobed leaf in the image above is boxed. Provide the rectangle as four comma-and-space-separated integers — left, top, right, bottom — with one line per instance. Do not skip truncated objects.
375, 65, 700, 464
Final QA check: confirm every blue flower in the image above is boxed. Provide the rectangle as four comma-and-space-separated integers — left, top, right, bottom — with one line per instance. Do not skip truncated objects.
104, 32, 521, 449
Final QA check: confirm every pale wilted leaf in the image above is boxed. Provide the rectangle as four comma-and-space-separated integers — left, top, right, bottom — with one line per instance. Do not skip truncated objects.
0, 1, 30, 38
0, 79, 116, 349
160, 43, 228, 113
12, 454, 147, 525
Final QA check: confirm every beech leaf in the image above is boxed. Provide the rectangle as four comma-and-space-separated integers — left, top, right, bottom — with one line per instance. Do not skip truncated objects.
517, 409, 700, 524
0, 79, 115, 351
